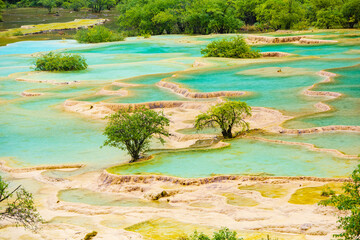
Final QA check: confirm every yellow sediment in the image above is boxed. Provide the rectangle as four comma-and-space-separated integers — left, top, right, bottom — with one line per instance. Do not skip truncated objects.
0, 19, 107, 36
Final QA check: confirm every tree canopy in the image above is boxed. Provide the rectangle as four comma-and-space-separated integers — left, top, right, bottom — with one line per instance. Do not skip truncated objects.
319, 165, 360, 239
195, 100, 252, 139
0, 176, 42, 231
102, 107, 170, 162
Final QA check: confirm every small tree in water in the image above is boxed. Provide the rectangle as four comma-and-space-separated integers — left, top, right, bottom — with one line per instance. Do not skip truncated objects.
319, 164, 360, 240
0, 176, 42, 231
195, 101, 251, 139
102, 107, 170, 162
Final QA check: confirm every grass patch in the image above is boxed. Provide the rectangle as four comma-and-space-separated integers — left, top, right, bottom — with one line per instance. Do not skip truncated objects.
0, 18, 106, 37
288, 183, 344, 205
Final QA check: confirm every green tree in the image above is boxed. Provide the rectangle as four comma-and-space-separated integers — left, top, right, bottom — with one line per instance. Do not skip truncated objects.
102, 107, 170, 162
201, 36, 261, 58
0, 0, 5, 22
341, 0, 360, 28
319, 165, 360, 239
195, 100, 252, 139
0, 176, 42, 230
75, 25, 125, 43
256, 0, 304, 30
88, 0, 115, 12
68, 0, 87, 11
316, 8, 343, 28
39, 0, 56, 13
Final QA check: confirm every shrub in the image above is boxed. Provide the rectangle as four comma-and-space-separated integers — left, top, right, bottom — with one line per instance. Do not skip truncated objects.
319, 165, 360, 239
34, 52, 88, 71
75, 25, 125, 43
180, 228, 243, 240
201, 36, 261, 58
13, 30, 23, 36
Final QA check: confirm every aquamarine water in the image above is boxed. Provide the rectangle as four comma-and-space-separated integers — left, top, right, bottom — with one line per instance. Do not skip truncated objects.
110, 138, 358, 178
251, 132, 360, 156
0, 34, 359, 177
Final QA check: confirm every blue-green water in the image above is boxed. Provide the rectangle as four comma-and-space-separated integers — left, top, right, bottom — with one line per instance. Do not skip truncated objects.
110, 138, 358, 178
0, 34, 359, 177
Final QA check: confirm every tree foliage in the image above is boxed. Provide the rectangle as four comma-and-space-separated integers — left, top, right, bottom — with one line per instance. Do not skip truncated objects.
201, 36, 261, 58
0, 176, 42, 231
102, 107, 170, 162
195, 100, 251, 139
38, 0, 56, 13
88, 0, 115, 12
255, 0, 305, 30
34, 52, 87, 71
75, 26, 125, 43
319, 165, 360, 239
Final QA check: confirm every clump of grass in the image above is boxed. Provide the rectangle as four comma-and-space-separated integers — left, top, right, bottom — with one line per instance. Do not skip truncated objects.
13, 30, 24, 36
83, 231, 97, 240
321, 186, 336, 197
34, 52, 88, 71
75, 25, 126, 43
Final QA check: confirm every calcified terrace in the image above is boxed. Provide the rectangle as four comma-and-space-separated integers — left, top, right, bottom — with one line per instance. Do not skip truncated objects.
0, 30, 360, 239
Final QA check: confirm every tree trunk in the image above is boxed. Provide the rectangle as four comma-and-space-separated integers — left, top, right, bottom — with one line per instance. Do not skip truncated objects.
221, 127, 233, 138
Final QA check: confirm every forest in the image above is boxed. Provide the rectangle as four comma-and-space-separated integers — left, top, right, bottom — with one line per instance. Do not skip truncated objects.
0, 0, 359, 34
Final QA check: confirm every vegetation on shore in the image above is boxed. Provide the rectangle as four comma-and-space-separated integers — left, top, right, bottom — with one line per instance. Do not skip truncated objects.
102, 107, 170, 162
116, 0, 360, 35
74, 25, 125, 43
201, 36, 261, 58
34, 52, 87, 71
319, 164, 360, 239
195, 100, 252, 139
0, 176, 42, 231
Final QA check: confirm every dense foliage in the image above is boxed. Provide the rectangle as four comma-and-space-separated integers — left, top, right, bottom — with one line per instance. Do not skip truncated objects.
102, 107, 170, 162
75, 25, 125, 43
180, 228, 243, 240
0, 176, 42, 231
2, 0, 360, 30
195, 100, 252, 139
115, 0, 360, 35
201, 36, 261, 58
34, 52, 88, 71
319, 165, 360, 239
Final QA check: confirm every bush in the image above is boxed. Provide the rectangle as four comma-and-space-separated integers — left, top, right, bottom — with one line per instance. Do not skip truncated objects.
34, 52, 88, 71
75, 25, 126, 43
201, 36, 261, 59
13, 30, 23, 36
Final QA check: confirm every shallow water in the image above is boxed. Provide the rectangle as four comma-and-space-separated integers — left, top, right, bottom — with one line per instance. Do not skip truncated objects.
0, 34, 359, 176
251, 132, 360, 156
109, 138, 358, 178
58, 188, 173, 208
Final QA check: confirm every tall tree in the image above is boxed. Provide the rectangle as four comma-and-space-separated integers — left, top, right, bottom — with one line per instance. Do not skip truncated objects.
195, 100, 252, 139
256, 0, 305, 30
102, 107, 170, 162
341, 0, 360, 28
